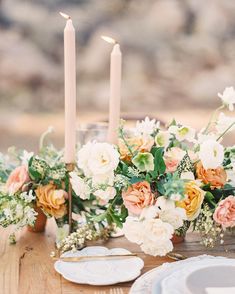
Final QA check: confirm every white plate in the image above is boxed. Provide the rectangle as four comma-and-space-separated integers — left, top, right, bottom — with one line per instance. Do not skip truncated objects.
160, 258, 235, 294
186, 264, 235, 294
54, 246, 144, 286
129, 255, 228, 294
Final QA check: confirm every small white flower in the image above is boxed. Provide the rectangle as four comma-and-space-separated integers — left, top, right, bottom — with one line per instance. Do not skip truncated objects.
140, 206, 160, 220
156, 196, 175, 210
155, 131, 171, 148
216, 113, 235, 134
199, 139, 224, 169
93, 186, 116, 202
56, 224, 70, 246
170, 193, 183, 201
123, 217, 144, 245
20, 150, 34, 166
135, 117, 159, 135
180, 171, 195, 181
77, 142, 119, 177
20, 190, 35, 203
168, 125, 195, 142
159, 207, 186, 230
70, 172, 90, 200
92, 172, 114, 186
218, 87, 235, 111
141, 239, 173, 256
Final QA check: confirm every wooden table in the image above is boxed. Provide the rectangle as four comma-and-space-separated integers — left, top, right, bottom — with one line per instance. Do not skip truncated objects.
1, 220, 235, 294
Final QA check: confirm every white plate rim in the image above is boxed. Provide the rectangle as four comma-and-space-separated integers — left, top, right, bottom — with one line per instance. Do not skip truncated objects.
54, 246, 144, 286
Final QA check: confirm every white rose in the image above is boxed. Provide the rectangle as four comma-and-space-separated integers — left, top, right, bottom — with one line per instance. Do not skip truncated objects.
142, 218, 174, 243
141, 239, 173, 256
199, 139, 224, 169
77, 142, 120, 177
216, 112, 235, 134
70, 172, 90, 200
218, 86, 235, 111
159, 207, 186, 230
155, 131, 171, 148
123, 217, 144, 245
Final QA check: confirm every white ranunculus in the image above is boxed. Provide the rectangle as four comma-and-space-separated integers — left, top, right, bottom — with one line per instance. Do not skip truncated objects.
70, 172, 90, 200
140, 205, 160, 220
168, 125, 195, 142
141, 239, 173, 256
155, 131, 171, 148
216, 112, 235, 134
156, 196, 175, 210
77, 142, 120, 177
142, 218, 174, 243
218, 87, 235, 111
199, 139, 224, 169
93, 186, 116, 202
159, 207, 186, 230
135, 117, 159, 135
123, 217, 144, 245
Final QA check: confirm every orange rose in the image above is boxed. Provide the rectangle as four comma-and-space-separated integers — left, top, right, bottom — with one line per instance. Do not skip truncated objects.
118, 135, 154, 161
122, 181, 155, 215
196, 161, 227, 189
36, 183, 67, 218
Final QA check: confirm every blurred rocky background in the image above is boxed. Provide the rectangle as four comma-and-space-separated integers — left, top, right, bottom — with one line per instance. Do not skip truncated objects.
0, 0, 235, 151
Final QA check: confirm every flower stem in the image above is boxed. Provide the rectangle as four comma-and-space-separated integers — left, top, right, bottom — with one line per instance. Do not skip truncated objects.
216, 121, 235, 142
203, 105, 224, 135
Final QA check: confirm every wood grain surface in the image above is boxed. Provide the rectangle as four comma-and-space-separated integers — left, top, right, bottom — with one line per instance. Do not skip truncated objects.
0, 220, 235, 294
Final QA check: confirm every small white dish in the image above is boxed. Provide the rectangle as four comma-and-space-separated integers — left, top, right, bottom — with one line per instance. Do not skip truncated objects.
54, 246, 144, 286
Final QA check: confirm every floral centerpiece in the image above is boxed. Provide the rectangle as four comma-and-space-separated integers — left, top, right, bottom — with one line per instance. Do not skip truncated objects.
1, 87, 235, 257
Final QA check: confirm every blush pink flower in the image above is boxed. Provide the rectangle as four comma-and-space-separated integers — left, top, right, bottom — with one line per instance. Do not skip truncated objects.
164, 147, 186, 173
122, 181, 155, 216
6, 166, 30, 195
213, 196, 235, 228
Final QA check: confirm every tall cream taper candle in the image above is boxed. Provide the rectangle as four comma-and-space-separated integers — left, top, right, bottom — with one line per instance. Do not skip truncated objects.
102, 36, 122, 145
61, 12, 76, 163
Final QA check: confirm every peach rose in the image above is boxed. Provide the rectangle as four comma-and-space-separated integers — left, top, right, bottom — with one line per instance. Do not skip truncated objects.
6, 165, 30, 195
122, 181, 155, 215
118, 135, 154, 161
177, 181, 205, 221
213, 196, 235, 228
196, 161, 227, 189
164, 147, 186, 173
36, 183, 67, 219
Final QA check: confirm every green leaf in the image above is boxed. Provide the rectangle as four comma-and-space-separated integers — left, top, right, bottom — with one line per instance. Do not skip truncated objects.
92, 212, 107, 223
152, 147, 166, 176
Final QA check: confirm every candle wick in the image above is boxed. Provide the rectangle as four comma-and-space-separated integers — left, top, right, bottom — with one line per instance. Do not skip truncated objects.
59, 12, 71, 20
